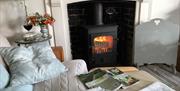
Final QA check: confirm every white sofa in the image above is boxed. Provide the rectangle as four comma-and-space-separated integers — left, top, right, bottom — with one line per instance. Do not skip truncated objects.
0, 35, 90, 91
33, 59, 89, 91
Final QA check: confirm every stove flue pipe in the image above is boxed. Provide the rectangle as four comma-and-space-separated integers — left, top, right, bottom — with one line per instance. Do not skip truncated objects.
94, 2, 103, 25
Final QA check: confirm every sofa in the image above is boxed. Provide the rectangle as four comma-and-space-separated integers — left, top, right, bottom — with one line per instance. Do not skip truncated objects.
0, 35, 95, 91
33, 59, 89, 91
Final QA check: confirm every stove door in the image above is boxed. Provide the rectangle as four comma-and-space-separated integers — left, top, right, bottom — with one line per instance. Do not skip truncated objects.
89, 33, 117, 68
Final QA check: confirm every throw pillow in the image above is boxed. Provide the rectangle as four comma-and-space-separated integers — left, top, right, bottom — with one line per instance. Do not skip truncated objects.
31, 41, 67, 81
0, 46, 34, 86
31, 41, 56, 58
0, 64, 9, 89
0, 45, 66, 87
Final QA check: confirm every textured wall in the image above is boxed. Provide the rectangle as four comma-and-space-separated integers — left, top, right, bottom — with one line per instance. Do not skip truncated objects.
0, 0, 45, 45
0, 0, 25, 44
140, 0, 180, 25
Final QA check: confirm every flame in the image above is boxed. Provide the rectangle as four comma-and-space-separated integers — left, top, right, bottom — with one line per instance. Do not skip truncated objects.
94, 36, 112, 42
93, 36, 113, 54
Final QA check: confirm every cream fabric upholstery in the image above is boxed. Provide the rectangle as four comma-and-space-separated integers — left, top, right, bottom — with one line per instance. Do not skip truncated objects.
0, 35, 11, 67
33, 59, 88, 91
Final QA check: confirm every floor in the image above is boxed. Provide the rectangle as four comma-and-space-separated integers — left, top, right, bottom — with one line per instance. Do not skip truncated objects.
139, 64, 180, 90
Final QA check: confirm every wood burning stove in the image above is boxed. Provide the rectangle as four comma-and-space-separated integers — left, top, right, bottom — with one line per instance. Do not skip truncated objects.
86, 25, 118, 69
67, 0, 137, 69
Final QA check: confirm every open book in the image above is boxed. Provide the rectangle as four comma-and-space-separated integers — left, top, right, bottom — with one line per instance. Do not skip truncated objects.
106, 68, 139, 88
77, 68, 139, 90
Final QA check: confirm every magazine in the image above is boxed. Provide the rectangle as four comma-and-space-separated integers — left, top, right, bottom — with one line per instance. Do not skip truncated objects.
106, 68, 139, 88
77, 69, 122, 90
77, 68, 139, 90
85, 74, 122, 90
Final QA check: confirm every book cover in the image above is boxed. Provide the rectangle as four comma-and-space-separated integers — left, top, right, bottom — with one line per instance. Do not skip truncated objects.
113, 73, 139, 86
77, 69, 122, 90
77, 69, 107, 87
107, 68, 139, 87
85, 74, 122, 90
77, 68, 139, 90
106, 67, 123, 76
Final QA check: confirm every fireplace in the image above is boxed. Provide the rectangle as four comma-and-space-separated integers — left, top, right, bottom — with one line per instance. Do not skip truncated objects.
67, 0, 138, 69
93, 35, 113, 54
86, 25, 118, 69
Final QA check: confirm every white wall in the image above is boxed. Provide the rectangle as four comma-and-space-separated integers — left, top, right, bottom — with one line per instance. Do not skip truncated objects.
140, 0, 180, 25
49, 0, 91, 61
0, 0, 45, 43
50, 0, 72, 61
0, 0, 26, 44
64, 0, 88, 4
25, 0, 45, 15
26, 0, 72, 61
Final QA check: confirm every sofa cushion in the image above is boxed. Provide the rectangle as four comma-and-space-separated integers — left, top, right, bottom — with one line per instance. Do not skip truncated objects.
0, 45, 66, 87
33, 59, 88, 91
0, 64, 33, 91
0, 64, 9, 89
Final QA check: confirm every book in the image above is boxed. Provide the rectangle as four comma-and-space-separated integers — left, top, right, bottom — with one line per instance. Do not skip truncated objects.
77, 68, 139, 90
85, 74, 122, 90
106, 67, 139, 88
77, 69, 122, 90
106, 67, 124, 76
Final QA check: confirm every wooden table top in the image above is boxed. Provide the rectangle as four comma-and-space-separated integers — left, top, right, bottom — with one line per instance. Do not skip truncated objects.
90, 66, 139, 72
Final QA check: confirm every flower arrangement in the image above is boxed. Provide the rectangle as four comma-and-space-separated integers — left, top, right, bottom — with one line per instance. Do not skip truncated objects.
26, 12, 55, 26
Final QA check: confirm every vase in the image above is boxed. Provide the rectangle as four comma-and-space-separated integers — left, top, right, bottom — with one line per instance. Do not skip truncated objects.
40, 25, 49, 38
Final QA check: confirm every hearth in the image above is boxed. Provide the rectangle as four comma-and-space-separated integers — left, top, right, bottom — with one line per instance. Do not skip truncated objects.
67, 0, 138, 69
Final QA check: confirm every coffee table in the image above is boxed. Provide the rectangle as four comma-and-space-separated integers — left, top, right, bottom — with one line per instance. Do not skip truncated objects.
90, 66, 159, 91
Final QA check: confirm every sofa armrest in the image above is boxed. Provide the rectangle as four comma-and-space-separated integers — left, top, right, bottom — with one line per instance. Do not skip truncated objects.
33, 60, 88, 91
61, 59, 88, 91
62, 59, 88, 76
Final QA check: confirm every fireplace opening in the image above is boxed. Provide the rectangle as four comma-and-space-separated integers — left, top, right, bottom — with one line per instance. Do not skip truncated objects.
67, 0, 137, 69
93, 35, 113, 54
86, 25, 118, 69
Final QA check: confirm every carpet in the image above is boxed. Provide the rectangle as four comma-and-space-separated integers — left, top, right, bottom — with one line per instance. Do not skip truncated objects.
139, 64, 180, 90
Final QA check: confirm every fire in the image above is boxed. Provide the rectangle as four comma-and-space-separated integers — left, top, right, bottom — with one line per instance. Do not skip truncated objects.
94, 36, 111, 42
93, 36, 113, 54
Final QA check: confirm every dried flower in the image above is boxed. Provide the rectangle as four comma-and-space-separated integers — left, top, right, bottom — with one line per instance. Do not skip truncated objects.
26, 12, 55, 26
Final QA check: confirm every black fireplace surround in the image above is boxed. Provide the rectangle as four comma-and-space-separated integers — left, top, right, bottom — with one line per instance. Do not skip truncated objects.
67, 0, 136, 69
